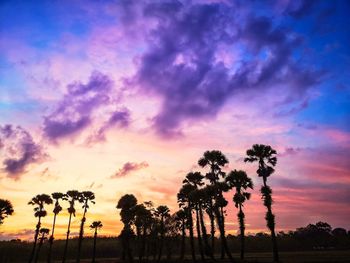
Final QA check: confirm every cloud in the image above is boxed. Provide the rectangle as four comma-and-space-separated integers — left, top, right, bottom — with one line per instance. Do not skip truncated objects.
0, 229, 34, 241
43, 71, 130, 143
123, 1, 322, 137
0, 124, 48, 179
43, 71, 112, 141
85, 108, 130, 145
111, 161, 149, 178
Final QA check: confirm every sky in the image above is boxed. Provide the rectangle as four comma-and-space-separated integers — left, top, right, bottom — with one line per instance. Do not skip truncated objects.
0, 0, 350, 240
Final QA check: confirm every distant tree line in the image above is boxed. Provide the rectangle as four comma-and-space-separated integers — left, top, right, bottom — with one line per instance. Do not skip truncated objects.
0, 144, 349, 263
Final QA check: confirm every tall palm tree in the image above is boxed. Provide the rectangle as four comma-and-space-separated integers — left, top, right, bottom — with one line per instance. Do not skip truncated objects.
62, 190, 80, 263
178, 183, 197, 262
0, 198, 14, 225
28, 194, 53, 263
245, 144, 279, 262
76, 191, 95, 263
175, 209, 187, 261
34, 228, 50, 263
226, 170, 253, 259
198, 150, 235, 262
155, 205, 170, 262
134, 203, 153, 262
48, 192, 66, 263
117, 194, 138, 263
90, 221, 103, 263
183, 172, 208, 260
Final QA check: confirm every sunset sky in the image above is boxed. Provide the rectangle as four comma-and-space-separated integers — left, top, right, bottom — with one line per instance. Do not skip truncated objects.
1, 0, 350, 240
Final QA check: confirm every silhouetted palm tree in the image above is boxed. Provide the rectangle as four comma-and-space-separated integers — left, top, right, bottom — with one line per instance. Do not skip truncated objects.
0, 198, 14, 225
62, 190, 80, 263
34, 228, 49, 263
48, 192, 66, 263
155, 205, 170, 262
77, 191, 95, 263
198, 150, 235, 262
175, 209, 187, 261
245, 144, 279, 262
178, 183, 197, 262
90, 221, 103, 263
226, 170, 253, 259
28, 194, 53, 263
134, 203, 153, 262
184, 172, 207, 260
117, 194, 137, 263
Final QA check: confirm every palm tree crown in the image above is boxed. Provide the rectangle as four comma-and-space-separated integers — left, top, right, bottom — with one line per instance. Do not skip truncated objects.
0, 199, 14, 225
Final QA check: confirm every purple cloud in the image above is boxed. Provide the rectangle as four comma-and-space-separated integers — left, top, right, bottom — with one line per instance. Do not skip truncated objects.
123, 1, 322, 137
111, 161, 149, 178
43, 71, 131, 144
0, 124, 47, 179
43, 71, 121, 142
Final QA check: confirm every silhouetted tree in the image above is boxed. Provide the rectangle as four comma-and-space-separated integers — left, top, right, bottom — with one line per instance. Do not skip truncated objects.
134, 203, 153, 262
245, 144, 279, 262
198, 150, 235, 262
226, 170, 253, 259
155, 205, 170, 262
0, 198, 14, 225
77, 191, 95, 263
34, 228, 49, 263
62, 190, 80, 263
117, 194, 137, 263
90, 221, 103, 263
175, 209, 187, 261
178, 183, 197, 262
48, 192, 66, 263
28, 194, 53, 263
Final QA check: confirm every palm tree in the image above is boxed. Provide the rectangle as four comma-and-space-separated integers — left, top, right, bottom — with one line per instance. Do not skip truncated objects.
184, 172, 207, 260
0, 198, 14, 225
155, 205, 170, 262
226, 170, 253, 259
48, 192, 66, 263
177, 183, 197, 262
28, 194, 53, 263
134, 203, 153, 262
77, 191, 95, 263
62, 190, 81, 263
34, 228, 50, 263
175, 209, 187, 261
117, 194, 138, 263
245, 144, 279, 262
90, 221, 103, 263
198, 150, 235, 262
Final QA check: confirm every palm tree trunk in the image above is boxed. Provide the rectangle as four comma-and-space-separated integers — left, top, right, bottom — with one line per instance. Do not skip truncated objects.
180, 218, 186, 261
187, 206, 196, 262
199, 204, 214, 259
77, 207, 87, 263
34, 236, 44, 263
195, 206, 205, 261
262, 179, 279, 262
220, 206, 225, 259
214, 207, 235, 263
208, 209, 215, 254
157, 217, 164, 262
62, 212, 73, 263
238, 205, 245, 260
28, 216, 41, 263
92, 229, 97, 263
47, 213, 57, 263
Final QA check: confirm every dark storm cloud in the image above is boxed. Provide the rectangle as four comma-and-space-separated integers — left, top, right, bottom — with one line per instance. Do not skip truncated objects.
123, 0, 322, 137
0, 124, 47, 179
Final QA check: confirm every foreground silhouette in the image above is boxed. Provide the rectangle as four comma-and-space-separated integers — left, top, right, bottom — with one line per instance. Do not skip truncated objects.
0, 198, 14, 225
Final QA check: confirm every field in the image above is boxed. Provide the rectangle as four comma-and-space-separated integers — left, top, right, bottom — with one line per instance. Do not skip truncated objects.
1, 238, 350, 263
